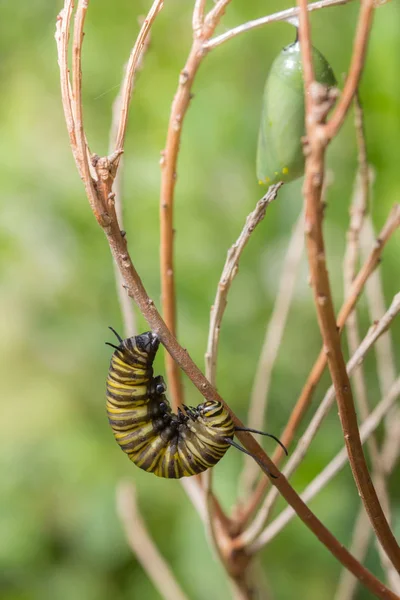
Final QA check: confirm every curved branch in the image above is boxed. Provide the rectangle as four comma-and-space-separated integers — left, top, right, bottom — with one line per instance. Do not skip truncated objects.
204, 0, 354, 50
298, 0, 400, 573
205, 183, 282, 386
159, 1, 233, 410
117, 481, 189, 600
236, 294, 400, 549
237, 203, 400, 526
251, 377, 400, 552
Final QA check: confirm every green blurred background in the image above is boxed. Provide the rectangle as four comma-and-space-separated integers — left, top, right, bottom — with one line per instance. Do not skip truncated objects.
1, 1, 399, 599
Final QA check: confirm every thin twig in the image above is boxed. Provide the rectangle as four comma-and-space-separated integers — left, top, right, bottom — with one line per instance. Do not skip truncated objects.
334, 508, 372, 600
108, 37, 152, 337
237, 204, 400, 527
160, 0, 234, 410
343, 114, 385, 526
205, 183, 283, 386
298, 0, 400, 572
238, 211, 304, 496
204, 0, 354, 50
251, 377, 400, 552
324, 0, 375, 141
236, 294, 400, 549
116, 481, 189, 600
112, 0, 164, 163
335, 92, 398, 599
360, 218, 400, 594
193, 0, 207, 37
203, 183, 282, 586
361, 217, 400, 472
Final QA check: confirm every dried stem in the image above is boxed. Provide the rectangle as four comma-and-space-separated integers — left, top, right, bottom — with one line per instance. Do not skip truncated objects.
236, 294, 400, 549
108, 36, 152, 337
160, 0, 233, 410
324, 0, 375, 140
204, 0, 355, 50
335, 93, 399, 598
361, 217, 400, 472
116, 481, 189, 600
112, 0, 164, 161
203, 183, 282, 590
238, 210, 304, 496
252, 376, 400, 551
334, 508, 372, 600
298, 0, 400, 572
238, 203, 400, 527
193, 0, 207, 37
205, 183, 283, 386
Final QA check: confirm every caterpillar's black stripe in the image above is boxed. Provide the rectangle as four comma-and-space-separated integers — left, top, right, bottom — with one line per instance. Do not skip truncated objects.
106, 329, 287, 479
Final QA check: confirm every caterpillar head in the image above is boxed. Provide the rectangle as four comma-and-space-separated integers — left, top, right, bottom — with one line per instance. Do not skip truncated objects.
106, 328, 160, 363
195, 400, 234, 440
134, 331, 160, 356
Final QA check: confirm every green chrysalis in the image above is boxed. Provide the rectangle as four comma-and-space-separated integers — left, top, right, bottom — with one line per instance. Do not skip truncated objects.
256, 39, 336, 186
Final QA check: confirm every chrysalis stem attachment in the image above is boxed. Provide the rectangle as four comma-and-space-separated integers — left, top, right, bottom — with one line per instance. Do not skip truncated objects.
235, 427, 288, 456
224, 438, 278, 479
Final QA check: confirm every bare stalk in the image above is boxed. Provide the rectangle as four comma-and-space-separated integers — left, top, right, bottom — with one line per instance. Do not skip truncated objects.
116, 481, 189, 600
160, 0, 234, 409
361, 217, 399, 472
238, 211, 304, 496
108, 33, 152, 337
204, 0, 355, 50
334, 508, 372, 600
203, 183, 282, 590
298, 0, 400, 572
251, 376, 400, 551
335, 93, 399, 599
112, 0, 164, 161
236, 294, 400, 548
205, 183, 283, 386
237, 204, 400, 527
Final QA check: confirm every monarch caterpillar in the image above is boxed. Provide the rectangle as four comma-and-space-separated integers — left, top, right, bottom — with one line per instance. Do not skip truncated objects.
257, 37, 336, 186
106, 328, 287, 479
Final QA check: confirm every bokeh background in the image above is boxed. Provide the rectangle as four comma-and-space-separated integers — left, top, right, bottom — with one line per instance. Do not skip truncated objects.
1, 1, 399, 599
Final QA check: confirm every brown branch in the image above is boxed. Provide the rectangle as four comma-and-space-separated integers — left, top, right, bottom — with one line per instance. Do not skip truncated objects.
298, 0, 400, 573
205, 183, 282, 387
202, 183, 282, 589
339, 97, 399, 594
160, 0, 233, 410
116, 481, 189, 600
108, 37, 152, 337
335, 508, 372, 600
324, 0, 375, 141
361, 217, 400, 473
236, 294, 400, 549
204, 0, 355, 50
252, 376, 400, 552
112, 0, 164, 162
237, 203, 400, 527
238, 211, 304, 496
192, 0, 207, 37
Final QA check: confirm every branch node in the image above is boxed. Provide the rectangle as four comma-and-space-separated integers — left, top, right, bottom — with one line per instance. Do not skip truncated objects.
179, 70, 190, 85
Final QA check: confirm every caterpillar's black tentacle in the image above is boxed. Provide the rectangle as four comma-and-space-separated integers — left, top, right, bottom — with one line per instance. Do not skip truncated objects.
105, 342, 121, 351
224, 438, 278, 479
234, 427, 288, 456
108, 326, 123, 343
